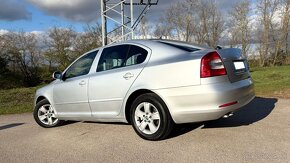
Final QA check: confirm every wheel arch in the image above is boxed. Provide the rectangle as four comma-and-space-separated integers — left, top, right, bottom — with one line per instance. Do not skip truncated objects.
125, 89, 169, 124
36, 96, 47, 105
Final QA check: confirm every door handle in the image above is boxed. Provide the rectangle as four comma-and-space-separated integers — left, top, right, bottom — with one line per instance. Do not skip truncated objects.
79, 80, 86, 85
123, 73, 134, 80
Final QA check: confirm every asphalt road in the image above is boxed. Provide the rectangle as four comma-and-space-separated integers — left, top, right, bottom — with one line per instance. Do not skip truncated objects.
0, 97, 289, 163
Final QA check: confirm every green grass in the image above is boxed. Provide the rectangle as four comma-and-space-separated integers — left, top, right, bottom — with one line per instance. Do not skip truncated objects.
0, 87, 39, 115
250, 65, 290, 97
0, 65, 290, 115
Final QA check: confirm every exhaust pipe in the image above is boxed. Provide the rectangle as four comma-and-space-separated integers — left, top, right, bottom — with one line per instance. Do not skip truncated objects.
223, 112, 234, 118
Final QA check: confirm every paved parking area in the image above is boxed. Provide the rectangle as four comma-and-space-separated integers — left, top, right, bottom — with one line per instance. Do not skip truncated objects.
0, 97, 289, 163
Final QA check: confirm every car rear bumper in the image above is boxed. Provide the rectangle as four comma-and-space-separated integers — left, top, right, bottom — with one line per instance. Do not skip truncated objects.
154, 78, 255, 124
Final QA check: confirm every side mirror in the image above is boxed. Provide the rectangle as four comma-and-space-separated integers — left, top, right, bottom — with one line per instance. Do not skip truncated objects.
52, 71, 63, 80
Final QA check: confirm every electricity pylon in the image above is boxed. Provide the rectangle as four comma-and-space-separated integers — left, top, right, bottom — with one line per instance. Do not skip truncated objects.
100, 0, 158, 46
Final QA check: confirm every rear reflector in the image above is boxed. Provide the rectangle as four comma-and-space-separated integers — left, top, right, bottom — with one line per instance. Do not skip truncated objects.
219, 101, 238, 108
200, 51, 227, 78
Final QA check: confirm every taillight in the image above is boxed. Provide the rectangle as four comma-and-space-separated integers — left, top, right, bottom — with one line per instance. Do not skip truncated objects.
200, 51, 227, 78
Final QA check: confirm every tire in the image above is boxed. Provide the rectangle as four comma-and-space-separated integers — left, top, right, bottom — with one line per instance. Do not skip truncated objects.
130, 93, 174, 140
33, 99, 62, 128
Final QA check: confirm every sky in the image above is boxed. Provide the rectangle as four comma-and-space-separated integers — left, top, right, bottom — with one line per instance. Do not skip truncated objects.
0, 0, 252, 33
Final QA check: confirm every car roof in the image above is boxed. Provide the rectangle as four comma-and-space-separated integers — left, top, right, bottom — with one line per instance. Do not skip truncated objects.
151, 39, 208, 49
90, 39, 208, 52
120, 39, 208, 50
87, 39, 209, 58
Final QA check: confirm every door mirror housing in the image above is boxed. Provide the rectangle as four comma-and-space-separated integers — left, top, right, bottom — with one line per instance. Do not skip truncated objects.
52, 71, 63, 80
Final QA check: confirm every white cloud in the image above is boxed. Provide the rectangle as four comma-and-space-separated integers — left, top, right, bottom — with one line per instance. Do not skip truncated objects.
27, 0, 99, 22
0, 30, 45, 39
0, 29, 9, 35
30, 30, 44, 35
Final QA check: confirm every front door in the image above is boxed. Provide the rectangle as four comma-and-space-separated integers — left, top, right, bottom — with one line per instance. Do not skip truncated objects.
53, 51, 98, 118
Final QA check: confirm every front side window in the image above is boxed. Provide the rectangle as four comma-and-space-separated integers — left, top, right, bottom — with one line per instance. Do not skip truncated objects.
64, 51, 98, 79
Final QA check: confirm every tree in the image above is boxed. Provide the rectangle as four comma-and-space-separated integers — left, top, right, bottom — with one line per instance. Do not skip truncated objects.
153, 16, 173, 39
162, 1, 195, 41
194, 0, 225, 47
0, 56, 8, 76
0, 35, 8, 76
279, 0, 290, 64
73, 24, 102, 56
44, 27, 77, 70
256, 0, 279, 66
1, 31, 42, 86
229, 0, 251, 58
138, 17, 150, 39
159, 0, 225, 47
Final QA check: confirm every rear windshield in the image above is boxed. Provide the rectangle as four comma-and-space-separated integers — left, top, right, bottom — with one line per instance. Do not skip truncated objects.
158, 41, 200, 52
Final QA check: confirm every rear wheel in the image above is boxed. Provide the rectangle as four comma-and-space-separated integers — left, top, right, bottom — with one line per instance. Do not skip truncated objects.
33, 99, 62, 128
130, 93, 174, 140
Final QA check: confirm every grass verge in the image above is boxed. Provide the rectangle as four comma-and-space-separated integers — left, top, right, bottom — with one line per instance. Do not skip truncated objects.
0, 87, 38, 115
251, 65, 290, 98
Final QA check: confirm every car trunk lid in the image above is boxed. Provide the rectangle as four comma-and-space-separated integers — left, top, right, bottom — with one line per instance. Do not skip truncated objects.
217, 48, 250, 83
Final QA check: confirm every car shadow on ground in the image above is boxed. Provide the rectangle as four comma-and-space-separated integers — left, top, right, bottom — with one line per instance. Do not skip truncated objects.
0, 123, 25, 131
60, 120, 79, 127
169, 97, 277, 139
83, 121, 129, 125
59, 120, 130, 127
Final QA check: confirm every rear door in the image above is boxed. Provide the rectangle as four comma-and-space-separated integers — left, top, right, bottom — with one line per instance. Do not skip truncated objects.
88, 44, 149, 118
217, 48, 251, 83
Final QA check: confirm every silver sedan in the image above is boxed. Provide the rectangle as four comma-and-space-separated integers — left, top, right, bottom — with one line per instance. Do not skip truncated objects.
33, 40, 255, 140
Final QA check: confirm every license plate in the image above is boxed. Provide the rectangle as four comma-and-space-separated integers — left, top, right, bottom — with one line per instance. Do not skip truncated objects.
234, 61, 245, 70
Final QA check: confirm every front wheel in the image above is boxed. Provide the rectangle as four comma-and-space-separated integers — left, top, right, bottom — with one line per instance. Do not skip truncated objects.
130, 93, 174, 140
33, 99, 62, 128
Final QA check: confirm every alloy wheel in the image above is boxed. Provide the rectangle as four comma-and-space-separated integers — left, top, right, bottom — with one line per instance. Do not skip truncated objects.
134, 102, 161, 135
37, 104, 59, 126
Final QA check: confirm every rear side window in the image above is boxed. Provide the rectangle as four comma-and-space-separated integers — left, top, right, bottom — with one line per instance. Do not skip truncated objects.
125, 45, 148, 66
97, 45, 130, 72
97, 45, 148, 72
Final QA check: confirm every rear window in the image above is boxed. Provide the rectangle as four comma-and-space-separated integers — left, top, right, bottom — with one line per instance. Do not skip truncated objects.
158, 41, 200, 52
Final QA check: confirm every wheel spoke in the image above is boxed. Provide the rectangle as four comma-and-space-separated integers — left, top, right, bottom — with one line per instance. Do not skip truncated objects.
144, 102, 150, 113
39, 115, 47, 121
139, 121, 147, 131
151, 112, 160, 120
48, 106, 53, 112
48, 117, 53, 125
148, 122, 158, 133
51, 114, 56, 118
135, 108, 144, 118
39, 106, 47, 113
